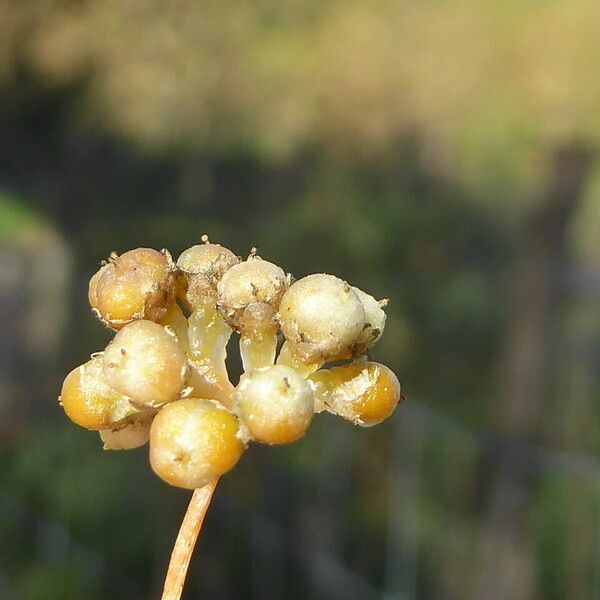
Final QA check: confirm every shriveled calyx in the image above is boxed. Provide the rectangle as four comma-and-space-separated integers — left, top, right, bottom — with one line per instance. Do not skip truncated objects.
177, 242, 240, 308
217, 256, 288, 336
100, 418, 153, 450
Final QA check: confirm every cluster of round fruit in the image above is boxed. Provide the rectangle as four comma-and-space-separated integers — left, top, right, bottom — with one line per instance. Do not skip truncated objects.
59, 240, 402, 490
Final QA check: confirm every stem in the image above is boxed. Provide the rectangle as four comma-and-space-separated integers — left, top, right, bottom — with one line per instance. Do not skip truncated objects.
239, 333, 277, 372
161, 478, 219, 600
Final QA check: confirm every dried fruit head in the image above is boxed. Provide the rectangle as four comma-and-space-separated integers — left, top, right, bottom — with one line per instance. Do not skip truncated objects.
149, 398, 245, 489
62, 238, 403, 497
103, 320, 188, 409
278, 274, 366, 363
236, 365, 314, 445
217, 256, 288, 337
92, 248, 176, 329
177, 243, 240, 308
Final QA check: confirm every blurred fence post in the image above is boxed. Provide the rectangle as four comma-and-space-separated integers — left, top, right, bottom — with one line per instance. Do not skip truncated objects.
479, 145, 594, 600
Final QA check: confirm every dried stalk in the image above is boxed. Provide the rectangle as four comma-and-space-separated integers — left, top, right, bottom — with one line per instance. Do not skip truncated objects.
161, 478, 219, 600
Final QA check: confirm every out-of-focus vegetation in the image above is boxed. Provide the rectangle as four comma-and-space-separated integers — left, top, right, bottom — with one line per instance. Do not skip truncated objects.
0, 1, 599, 598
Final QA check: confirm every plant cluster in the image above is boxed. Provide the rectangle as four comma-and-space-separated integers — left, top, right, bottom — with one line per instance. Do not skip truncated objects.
60, 239, 402, 490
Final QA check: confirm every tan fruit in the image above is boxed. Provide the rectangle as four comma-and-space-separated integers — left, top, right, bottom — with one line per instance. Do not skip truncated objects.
149, 398, 245, 489
93, 248, 176, 329
103, 320, 188, 409
279, 274, 366, 363
59, 354, 138, 430
236, 365, 314, 445
309, 360, 401, 427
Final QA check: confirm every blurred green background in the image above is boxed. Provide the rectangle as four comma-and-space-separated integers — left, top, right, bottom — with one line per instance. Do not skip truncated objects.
1, 1, 600, 599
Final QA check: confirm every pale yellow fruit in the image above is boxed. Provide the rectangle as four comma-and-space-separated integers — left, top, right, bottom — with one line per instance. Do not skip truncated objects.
279, 274, 366, 363
309, 361, 401, 426
94, 248, 176, 329
103, 320, 188, 408
59, 354, 138, 430
236, 365, 314, 445
149, 398, 245, 489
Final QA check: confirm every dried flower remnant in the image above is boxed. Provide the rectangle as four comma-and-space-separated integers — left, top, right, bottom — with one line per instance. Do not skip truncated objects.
100, 418, 153, 450
59, 241, 403, 600
177, 241, 240, 309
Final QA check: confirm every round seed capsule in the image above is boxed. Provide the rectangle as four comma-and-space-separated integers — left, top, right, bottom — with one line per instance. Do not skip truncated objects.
217, 256, 288, 336
94, 248, 176, 329
100, 418, 152, 450
149, 398, 245, 489
278, 274, 366, 363
236, 365, 314, 445
177, 243, 240, 308
103, 320, 188, 409
59, 354, 138, 430
351, 287, 387, 354
309, 361, 401, 427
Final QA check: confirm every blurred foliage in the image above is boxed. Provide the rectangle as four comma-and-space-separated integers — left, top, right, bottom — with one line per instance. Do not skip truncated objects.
4, 0, 600, 210
0, 195, 42, 244
0, 1, 599, 599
